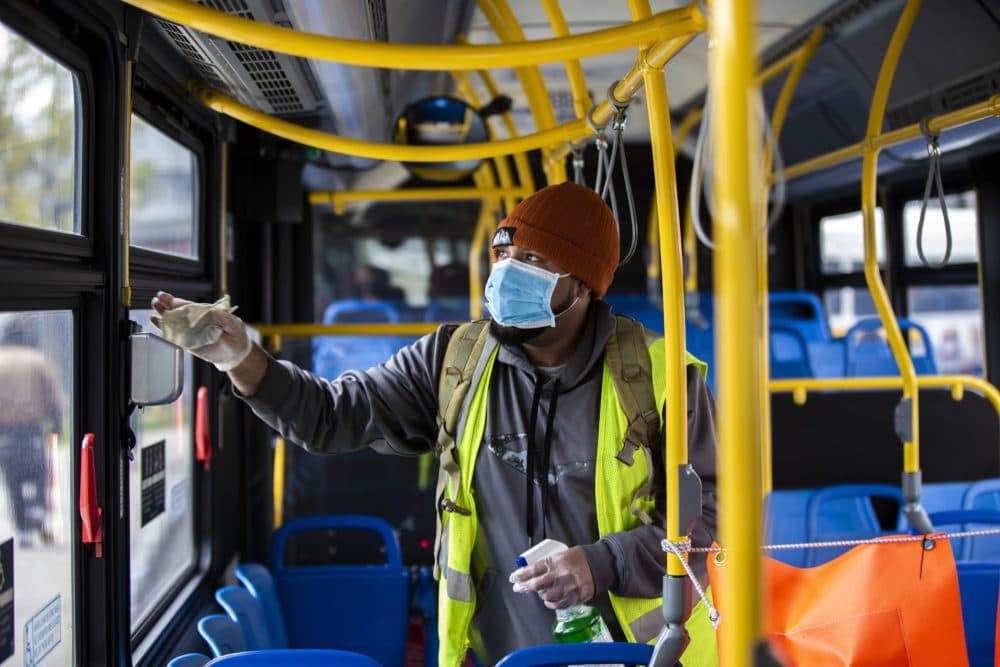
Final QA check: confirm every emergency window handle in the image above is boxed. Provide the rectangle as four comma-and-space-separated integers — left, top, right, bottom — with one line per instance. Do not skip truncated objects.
79, 433, 104, 558
196, 386, 211, 471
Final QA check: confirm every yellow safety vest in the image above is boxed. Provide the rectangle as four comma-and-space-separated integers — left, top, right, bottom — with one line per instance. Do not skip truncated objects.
435, 323, 716, 666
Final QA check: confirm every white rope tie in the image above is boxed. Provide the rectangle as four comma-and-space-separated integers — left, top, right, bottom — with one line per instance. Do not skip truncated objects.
662, 539, 721, 629
685, 526, 1000, 554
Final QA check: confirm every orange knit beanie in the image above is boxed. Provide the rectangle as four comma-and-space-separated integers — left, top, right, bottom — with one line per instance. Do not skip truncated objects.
491, 182, 619, 297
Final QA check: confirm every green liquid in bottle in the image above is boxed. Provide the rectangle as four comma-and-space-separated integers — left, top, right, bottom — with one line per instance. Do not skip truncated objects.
552, 604, 614, 644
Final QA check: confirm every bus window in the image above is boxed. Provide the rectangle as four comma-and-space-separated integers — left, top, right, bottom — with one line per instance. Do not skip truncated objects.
129, 114, 198, 259
906, 285, 983, 376
903, 191, 978, 266
0, 22, 79, 234
823, 286, 878, 337
128, 311, 196, 632
0, 310, 75, 665
819, 208, 885, 274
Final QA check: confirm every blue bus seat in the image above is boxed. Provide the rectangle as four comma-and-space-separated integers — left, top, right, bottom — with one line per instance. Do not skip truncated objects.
769, 291, 831, 342
235, 563, 289, 649
844, 317, 938, 376
954, 562, 1000, 667
964, 478, 1000, 511
923, 509, 1000, 562
313, 299, 414, 379
216, 586, 275, 651
425, 298, 470, 323
763, 489, 815, 567
769, 325, 814, 379
198, 614, 248, 657
269, 515, 410, 666
167, 653, 210, 667
804, 483, 903, 566
496, 642, 656, 667
204, 649, 382, 666
806, 339, 846, 378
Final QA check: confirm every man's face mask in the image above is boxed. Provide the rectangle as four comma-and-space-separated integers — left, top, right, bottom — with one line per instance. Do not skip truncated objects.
484, 258, 578, 329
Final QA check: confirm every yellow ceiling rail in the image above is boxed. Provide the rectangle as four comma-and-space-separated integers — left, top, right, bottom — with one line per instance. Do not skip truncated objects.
862, 0, 923, 486
771, 375, 1000, 420
190, 83, 588, 161
476, 0, 565, 184
309, 187, 529, 215
781, 93, 1000, 181
711, 0, 765, 664
255, 323, 439, 337
124, 0, 699, 71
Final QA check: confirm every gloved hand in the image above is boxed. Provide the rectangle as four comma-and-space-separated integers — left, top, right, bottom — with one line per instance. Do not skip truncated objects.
151, 291, 253, 372
509, 546, 595, 610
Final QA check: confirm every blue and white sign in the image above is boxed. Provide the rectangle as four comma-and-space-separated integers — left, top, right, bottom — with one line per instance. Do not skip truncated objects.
23, 595, 60, 667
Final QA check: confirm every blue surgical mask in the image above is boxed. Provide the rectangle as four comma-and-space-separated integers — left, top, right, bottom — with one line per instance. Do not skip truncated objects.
484, 258, 579, 329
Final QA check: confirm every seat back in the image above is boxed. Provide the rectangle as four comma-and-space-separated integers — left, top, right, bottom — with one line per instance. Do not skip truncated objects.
769, 324, 814, 378
805, 483, 903, 565
269, 515, 410, 666
198, 614, 248, 657
769, 291, 831, 342
235, 563, 289, 649
204, 649, 383, 666
313, 299, 412, 379
166, 653, 210, 667
495, 642, 655, 667
215, 586, 274, 651
763, 489, 816, 567
844, 317, 938, 376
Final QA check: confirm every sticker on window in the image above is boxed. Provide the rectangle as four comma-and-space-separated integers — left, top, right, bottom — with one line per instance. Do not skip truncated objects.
141, 440, 166, 526
23, 594, 60, 667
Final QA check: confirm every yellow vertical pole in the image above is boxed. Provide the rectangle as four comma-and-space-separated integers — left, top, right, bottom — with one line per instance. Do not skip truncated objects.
472, 65, 536, 193
862, 0, 923, 481
219, 141, 229, 297
122, 60, 135, 307
470, 166, 500, 318
273, 436, 285, 529
758, 27, 825, 496
629, 0, 687, 582
540, 0, 592, 120
710, 0, 764, 664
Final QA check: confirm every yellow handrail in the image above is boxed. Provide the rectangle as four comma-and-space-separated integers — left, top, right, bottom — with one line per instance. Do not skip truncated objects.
189, 83, 588, 162
862, 0, 923, 476
770, 375, 1000, 420
309, 187, 529, 215
255, 323, 439, 337
470, 169, 497, 320
124, 0, 700, 70
781, 93, 1000, 181
541, 0, 592, 121
758, 26, 825, 495
711, 0, 765, 664
476, 0, 565, 183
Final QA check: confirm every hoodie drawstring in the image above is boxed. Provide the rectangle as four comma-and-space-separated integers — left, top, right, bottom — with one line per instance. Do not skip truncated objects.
526, 376, 561, 546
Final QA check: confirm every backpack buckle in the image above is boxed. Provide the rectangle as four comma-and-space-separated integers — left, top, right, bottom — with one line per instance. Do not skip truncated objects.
439, 497, 471, 516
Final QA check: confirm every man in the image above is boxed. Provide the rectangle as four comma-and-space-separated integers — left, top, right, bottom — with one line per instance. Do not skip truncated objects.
153, 181, 717, 666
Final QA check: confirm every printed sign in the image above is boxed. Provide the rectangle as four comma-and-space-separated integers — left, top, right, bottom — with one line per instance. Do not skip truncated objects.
24, 595, 59, 667
0, 539, 12, 664
141, 439, 166, 526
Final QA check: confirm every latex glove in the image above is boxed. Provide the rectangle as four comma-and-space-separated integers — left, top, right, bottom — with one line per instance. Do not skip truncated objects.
508, 546, 595, 610
151, 291, 252, 371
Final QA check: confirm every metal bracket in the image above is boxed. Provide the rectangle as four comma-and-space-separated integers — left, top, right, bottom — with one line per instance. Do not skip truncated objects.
675, 464, 703, 536
894, 397, 913, 443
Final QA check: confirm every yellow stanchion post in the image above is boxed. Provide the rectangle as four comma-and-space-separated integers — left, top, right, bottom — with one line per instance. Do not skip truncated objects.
710, 0, 765, 664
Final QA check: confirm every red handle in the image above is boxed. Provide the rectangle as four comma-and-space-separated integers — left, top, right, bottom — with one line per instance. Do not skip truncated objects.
79, 433, 103, 558
195, 386, 211, 471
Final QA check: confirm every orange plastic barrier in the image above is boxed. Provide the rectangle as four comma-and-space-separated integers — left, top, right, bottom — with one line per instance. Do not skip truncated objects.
708, 537, 968, 666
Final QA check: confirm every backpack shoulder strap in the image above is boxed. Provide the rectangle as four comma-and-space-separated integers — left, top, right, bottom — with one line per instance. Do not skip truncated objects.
604, 315, 660, 467
435, 320, 492, 456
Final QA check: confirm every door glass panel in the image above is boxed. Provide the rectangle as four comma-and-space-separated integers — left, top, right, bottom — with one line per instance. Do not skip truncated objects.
130, 115, 198, 258
0, 310, 75, 665
128, 311, 195, 630
0, 22, 80, 233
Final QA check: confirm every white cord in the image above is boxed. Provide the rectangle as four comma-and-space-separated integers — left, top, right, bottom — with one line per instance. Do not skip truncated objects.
661, 539, 721, 629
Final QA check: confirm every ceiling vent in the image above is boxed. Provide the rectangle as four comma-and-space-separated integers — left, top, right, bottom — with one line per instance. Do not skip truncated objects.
154, 0, 322, 115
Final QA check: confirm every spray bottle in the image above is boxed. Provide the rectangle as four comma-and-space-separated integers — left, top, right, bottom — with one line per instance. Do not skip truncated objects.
516, 539, 615, 646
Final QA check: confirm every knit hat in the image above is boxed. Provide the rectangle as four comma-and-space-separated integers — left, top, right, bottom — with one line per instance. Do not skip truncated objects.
491, 182, 619, 297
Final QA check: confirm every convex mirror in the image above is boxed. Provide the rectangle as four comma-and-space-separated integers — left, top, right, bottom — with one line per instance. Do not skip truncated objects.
131, 330, 183, 406
393, 96, 490, 182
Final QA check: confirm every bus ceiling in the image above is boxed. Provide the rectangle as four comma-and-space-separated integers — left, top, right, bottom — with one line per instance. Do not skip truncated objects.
146, 0, 1000, 189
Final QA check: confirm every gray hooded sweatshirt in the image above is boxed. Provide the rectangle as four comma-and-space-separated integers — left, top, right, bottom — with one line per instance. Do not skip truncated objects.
240, 301, 718, 666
